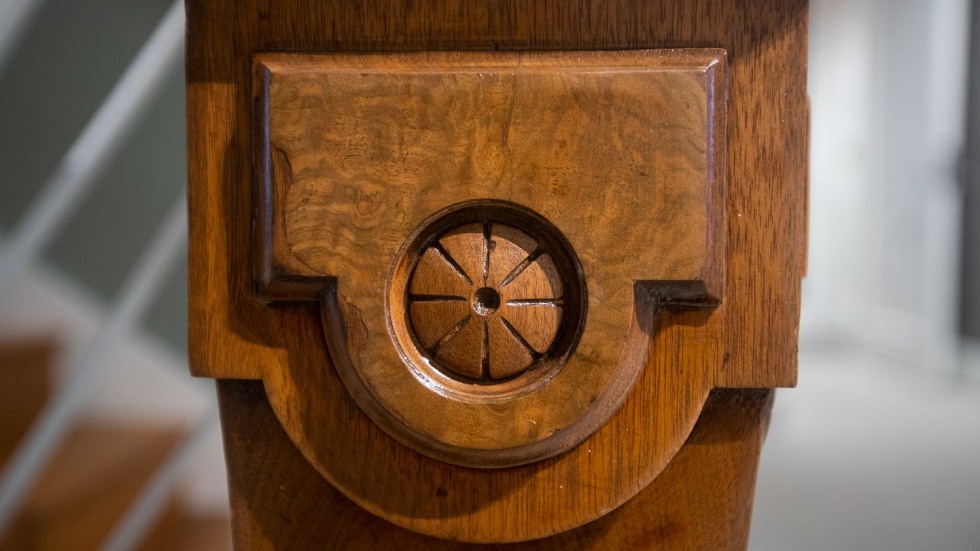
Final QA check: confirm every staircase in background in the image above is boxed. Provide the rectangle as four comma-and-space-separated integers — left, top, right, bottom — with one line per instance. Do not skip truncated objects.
0, 340, 230, 550
0, 1, 230, 548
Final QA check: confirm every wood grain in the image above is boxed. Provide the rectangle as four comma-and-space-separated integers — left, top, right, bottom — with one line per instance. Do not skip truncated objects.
220, 380, 775, 550
248, 49, 733, 488
187, 0, 808, 545
254, 51, 723, 301
377, 200, 596, 466
406, 221, 563, 382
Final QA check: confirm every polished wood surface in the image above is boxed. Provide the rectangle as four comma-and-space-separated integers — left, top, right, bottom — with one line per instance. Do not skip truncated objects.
220, 380, 774, 550
187, 0, 808, 546
404, 220, 567, 382
254, 50, 724, 302
251, 50, 728, 475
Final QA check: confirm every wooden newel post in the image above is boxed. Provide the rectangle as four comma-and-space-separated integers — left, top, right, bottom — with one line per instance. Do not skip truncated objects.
186, 1, 808, 548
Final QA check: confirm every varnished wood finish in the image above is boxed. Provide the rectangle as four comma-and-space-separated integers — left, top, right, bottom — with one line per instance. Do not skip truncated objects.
187, 0, 807, 545
254, 50, 725, 303
251, 50, 729, 473
220, 380, 775, 550
407, 221, 565, 381
402, 215, 574, 384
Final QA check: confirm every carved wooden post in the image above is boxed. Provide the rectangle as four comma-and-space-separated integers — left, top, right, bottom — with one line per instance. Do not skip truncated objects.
186, 2, 808, 548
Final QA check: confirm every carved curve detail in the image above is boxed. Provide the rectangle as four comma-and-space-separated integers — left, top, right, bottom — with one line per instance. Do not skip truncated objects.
310, 199, 724, 469
392, 201, 587, 398
247, 49, 732, 542
405, 221, 569, 384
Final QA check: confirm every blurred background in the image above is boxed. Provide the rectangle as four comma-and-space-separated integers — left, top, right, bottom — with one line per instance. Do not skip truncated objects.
0, 0, 977, 549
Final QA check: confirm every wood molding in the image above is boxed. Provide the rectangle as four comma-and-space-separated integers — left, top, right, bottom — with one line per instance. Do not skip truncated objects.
219, 380, 775, 550
248, 50, 729, 472
186, 0, 808, 545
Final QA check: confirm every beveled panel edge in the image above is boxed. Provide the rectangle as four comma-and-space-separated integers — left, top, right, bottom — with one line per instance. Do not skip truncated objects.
252, 48, 729, 305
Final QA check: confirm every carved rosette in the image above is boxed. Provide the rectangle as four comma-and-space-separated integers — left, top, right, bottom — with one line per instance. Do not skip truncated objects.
408, 222, 566, 382
392, 202, 587, 399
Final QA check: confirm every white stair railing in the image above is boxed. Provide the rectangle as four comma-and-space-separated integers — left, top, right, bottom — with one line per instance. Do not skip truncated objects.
0, 0, 184, 299
0, 0, 47, 76
0, 193, 189, 536
100, 404, 221, 551
0, 2, 212, 548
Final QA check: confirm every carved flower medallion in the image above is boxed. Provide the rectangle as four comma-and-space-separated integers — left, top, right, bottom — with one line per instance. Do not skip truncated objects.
408, 222, 567, 382
392, 201, 586, 391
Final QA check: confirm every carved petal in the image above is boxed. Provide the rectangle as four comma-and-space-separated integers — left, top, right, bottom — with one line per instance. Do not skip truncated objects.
434, 315, 484, 379
487, 317, 535, 379
487, 224, 538, 287
409, 300, 470, 349
500, 304, 562, 354
409, 247, 471, 297
503, 253, 563, 299
438, 223, 486, 285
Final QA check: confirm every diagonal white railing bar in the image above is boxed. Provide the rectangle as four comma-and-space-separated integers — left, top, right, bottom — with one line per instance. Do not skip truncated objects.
0, 0, 47, 76
0, 193, 188, 535
100, 400, 220, 551
0, 0, 184, 299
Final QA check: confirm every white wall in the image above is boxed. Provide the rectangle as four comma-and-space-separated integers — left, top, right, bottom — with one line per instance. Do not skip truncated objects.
752, 3, 980, 548
803, 0, 970, 372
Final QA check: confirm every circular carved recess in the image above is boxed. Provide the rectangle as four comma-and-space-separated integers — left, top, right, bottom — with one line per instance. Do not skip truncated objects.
392, 201, 587, 400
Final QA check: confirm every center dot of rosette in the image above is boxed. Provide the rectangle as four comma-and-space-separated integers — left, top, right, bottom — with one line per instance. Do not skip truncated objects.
472, 287, 501, 316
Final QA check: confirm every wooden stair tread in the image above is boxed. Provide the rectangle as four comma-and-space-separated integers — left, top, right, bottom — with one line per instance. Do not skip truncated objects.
0, 339, 54, 468
138, 501, 231, 551
0, 425, 183, 551
0, 338, 230, 550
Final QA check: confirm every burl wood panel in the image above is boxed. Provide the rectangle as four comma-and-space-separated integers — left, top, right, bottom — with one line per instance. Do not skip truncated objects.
186, 0, 807, 546
245, 48, 739, 530
255, 51, 723, 299
251, 51, 727, 471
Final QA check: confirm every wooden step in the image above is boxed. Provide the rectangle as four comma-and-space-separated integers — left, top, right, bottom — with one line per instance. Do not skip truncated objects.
0, 338, 230, 550
139, 501, 231, 551
0, 339, 54, 468
0, 425, 183, 551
